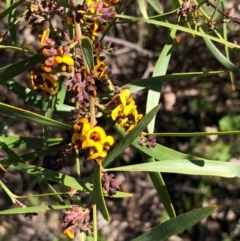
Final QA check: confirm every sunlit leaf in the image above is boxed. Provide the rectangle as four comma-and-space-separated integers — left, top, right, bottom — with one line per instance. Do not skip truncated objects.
123, 71, 223, 93
0, 54, 46, 83
0, 205, 73, 215
0, 102, 72, 130
132, 206, 217, 241
148, 0, 163, 14
138, 0, 148, 19
147, 27, 177, 133
4, 79, 48, 110
106, 159, 240, 178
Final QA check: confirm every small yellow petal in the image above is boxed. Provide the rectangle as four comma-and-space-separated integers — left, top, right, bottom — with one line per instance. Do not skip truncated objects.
77, 117, 89, 124
123, 104, 134, 116
63, 227, 75, 239
53, 56, 63, 66
82, 139, 95, 149
71, 133, 80, 144
40, 28, 50, 46
41, 73, 57, 86
118, 118, 127, 129
62, 55, 74, 66
41, 63, 52, 73
111, 107, 119, 120
39, 84, 55, 95
81, 122, 91, 135
102, 135, 114, 146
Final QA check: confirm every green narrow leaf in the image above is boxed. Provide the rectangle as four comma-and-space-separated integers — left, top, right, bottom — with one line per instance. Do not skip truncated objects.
0, 54, 46, 83
131, 206, 218, 241
20, 148, 60, 162
113, 128, 205, 162
147, 0, 163, 14
1, 158, 92, 191
4, 79, 48, 110
140, 153, 175, 218
222, 21, 235, 90
147, 27, 177, 133
1, 135, 63, 148
0, 0, 25, 20
55, 104, 75, 114
0, 102, 72, 130
93, 164, 110, 222
81, 37, 94, 70
0, 140, 91, 192
112, 191, 133, 198
171, 0, 182, 8
103, 105, 160, 168
201, 28, 240, 76
7, 0, 17, 44
138, 0, 148, 19
0, 205, 73, 215
123, 71, 223, 93
105, 159, 240, 178
56, 77, 68, 105
116, 15, 240, 49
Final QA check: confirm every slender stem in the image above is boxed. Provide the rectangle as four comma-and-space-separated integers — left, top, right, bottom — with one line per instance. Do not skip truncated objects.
223, 20, 235, 91
146, 130, 240, 137
93, 204, 97, 241
90, 96, 97, 127
80, 231, 85, 241
75, 149, 81, 179
0, 179, 18, 203
18, 192, 66, 199
0, 45, 36, 54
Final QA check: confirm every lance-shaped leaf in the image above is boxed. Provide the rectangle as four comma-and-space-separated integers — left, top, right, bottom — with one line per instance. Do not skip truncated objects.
117, 15, 240, 49
201, 28, 240, 77
140, 153, 176, 218
123, 71, 223, 93
1, 135, 63, 148
4, 79, 49, 110
105, 159, 240, 178
131, 206, 218, 241
146, 27, 177, 133
0, 54, 46, 83
148, 0, 163, 14
0, 102, 72, 130
138, 0, 148, 19
0, 205, 73, 215
0, 0, 25, 20
20, 148, 60, 162
103, 105, 160, 168
93, 164, 110, 222
1, 158, 92, 191
0, 141, 91, 191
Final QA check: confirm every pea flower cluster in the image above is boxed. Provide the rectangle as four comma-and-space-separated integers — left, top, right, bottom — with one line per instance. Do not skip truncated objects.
110, 89, 143, 132
72, 117, 114, 161
67, 0, 118, 40
30, 28, 74, 96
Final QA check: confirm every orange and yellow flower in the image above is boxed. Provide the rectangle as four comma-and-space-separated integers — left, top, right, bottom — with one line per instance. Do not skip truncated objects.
111, 89, 143, 132
72, 118, 114, 161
